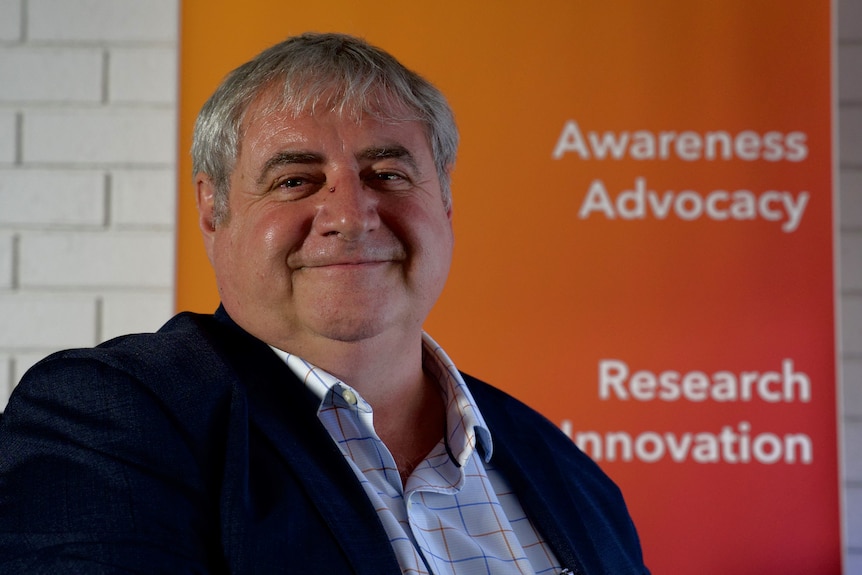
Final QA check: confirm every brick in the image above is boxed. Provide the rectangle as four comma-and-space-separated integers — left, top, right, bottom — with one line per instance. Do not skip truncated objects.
840, 44, 862, 103
841, 169, 862, 229
22, 109, 176, 165
111, 169, 176, 226
109, 47, 177, 104
0, 231, 12, 288
843, 232, 862, 291
19, 230, 173, 288
839, 0, 862, 41
846, 554, 862, 575
0, 169, 105, 226
0, 294, 96, 348
0, 354, 9, 411
849, 487, 862, 549
0, 0, 22, 42
841, 106, 862, 167
845, 359, 862, 418
846, 421, 862, 482
0, 48, 102, 103
28, 0, 178, 43
0, 111, 15, 164
101, 291, 174, 341
843, 295, 862, 356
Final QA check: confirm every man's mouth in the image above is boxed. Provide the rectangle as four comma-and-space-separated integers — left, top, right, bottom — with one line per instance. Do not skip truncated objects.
289, 245, 405, 271
302, 259, 391, 270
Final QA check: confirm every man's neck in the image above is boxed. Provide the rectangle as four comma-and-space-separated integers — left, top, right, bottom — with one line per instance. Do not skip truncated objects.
286, 329, 424, 400
279, 328, 446, 482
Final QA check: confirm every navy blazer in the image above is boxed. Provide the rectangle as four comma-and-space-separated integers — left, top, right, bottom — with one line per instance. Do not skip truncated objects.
0, 308, 648, 574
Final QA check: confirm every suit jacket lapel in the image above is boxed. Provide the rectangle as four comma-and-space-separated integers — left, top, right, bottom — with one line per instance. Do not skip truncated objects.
476, 399, 590, 572
211, 309, 401, 575
468, 375, 626, 575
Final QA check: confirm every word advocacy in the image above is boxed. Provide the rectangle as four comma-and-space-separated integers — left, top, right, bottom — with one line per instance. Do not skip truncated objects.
552, 121, 808, 162
579, 178, 809, 233
598, 358, 810, 403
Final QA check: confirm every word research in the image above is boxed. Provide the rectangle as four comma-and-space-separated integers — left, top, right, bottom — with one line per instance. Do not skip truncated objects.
579, 177, 809, 233
598, 358, 810, 404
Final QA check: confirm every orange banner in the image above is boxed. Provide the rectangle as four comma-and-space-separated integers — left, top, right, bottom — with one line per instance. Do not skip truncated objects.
177, 2, 839, 573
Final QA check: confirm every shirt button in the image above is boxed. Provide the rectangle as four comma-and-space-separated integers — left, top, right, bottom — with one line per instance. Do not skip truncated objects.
342, 389, 358, 406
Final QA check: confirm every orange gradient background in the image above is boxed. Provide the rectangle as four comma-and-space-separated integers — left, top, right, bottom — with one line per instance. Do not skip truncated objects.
176, 2, 839, 573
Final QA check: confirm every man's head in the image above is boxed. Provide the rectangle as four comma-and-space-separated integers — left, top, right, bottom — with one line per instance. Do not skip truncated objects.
192, 33, 459, 355
192, 33, 459, 228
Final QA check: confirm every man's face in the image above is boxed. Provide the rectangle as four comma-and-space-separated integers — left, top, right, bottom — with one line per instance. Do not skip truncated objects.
196, 92, 454, 353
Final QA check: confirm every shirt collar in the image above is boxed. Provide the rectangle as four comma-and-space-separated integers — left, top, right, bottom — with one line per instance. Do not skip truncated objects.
420, 332, 493, 465
268, 333, 493, 465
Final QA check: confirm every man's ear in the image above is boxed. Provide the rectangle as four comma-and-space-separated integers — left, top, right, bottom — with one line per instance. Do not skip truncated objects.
195, 173, 218, 263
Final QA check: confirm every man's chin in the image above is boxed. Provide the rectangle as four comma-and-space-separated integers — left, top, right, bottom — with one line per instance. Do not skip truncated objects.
309, 317, 392, 344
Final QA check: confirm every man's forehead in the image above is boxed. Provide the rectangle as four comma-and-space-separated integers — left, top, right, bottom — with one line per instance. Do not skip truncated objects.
239, 91, 432, 162
243, 83, 423, 134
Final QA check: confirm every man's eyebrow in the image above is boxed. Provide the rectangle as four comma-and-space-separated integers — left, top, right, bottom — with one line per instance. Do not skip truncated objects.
256, 151, 324, 186
358, 145, 418, 171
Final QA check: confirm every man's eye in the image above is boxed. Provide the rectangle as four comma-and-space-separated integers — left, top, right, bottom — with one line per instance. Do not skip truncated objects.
271, 176, 322, 200
375, 172, 400, 181
367, 172, 410, 190
278, 177, 306, 188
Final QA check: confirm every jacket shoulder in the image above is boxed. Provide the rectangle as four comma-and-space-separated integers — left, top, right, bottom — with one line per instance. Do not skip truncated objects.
25, 312, 231, 396
6, 311, 240, 464
0, 312, 240, 572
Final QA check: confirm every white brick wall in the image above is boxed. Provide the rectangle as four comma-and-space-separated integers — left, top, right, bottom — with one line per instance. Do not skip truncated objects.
111, 169, 177, 227
0, 48, 102, 102
109, 47, 178, 104
18, 230, 174, 287
0, 0, 177, 409
0, 232, 12, 288
0, 170, 105, 225
845, 171, 862, 227
0, 294, 97, 349
27, 0, 178, 43
842, 0, 862, 569
0, 0, 21, 42
0, 111, 15, 162
0, 0, 860, 571
23, 109, 176, 164
844, 107, 862, 165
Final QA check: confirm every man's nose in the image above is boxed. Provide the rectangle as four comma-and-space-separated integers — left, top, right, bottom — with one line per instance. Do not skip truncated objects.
312, 177, 381, 240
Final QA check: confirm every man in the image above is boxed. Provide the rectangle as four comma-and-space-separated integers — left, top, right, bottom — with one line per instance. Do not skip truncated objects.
0, 33, 649, 574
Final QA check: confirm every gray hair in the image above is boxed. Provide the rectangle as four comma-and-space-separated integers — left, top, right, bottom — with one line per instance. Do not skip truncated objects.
191, 32, 459, 226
